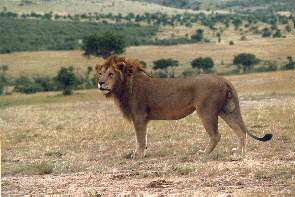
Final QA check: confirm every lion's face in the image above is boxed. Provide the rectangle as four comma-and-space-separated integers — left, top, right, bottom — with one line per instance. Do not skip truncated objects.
95, 64, 123, 96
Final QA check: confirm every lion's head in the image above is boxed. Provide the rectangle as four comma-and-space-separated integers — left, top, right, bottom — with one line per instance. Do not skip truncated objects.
95, 56, 145, 97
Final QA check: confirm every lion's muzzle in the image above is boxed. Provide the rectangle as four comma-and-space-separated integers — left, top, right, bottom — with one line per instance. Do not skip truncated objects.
97, 83, 111, 95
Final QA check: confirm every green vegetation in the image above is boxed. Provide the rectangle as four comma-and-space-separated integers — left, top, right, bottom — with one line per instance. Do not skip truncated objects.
219, 0, 295, 11
191, 29, 204, 42
137, 0, 295, 11
0, 16, 158, 53
284, 56, 295, 70
191, 57, 214, 73
0, 7, 294, 53
56, 67, 80, 95
153, 58, 179, 77
135, 0, 201, 10
233, 53, 259, 73
0, 65, 9, 95
83, 31, 127, 58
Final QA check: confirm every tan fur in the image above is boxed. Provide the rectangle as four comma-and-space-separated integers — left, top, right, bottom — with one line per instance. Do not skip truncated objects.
95, 56, 272, 159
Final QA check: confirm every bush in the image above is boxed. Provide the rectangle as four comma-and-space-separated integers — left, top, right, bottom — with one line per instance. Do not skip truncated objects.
233, 53, 259, 72
153, 58, 179, 77
254, 65, 277, 73
282, 56, 295, 70
273, 30, 283, 38
82, 31, 127, 58
240, 35, 247, 41
34, 76, 58, 91
17, 83, 44, 94
191, 57, 214, 73
0, 65, 10, 95
191, 29, 204, 42
56, 67, 79, 95
262, 28, 272, 37
15, 76, 44, 94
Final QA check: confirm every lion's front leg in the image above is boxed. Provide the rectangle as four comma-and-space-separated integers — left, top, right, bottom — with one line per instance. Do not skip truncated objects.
132, 118, 148, 159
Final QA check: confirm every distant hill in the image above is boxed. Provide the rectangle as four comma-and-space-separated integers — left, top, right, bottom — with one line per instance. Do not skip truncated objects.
0, 0, 196, 15
134, 0, 295, 11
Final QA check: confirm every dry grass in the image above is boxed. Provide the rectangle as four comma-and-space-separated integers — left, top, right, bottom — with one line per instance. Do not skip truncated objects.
1, 36, 294, 77
1, 70, 295, 195
0, 0, 197, 16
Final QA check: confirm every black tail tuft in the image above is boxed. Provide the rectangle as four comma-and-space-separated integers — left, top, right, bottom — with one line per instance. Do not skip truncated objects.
260, 133, 273, 141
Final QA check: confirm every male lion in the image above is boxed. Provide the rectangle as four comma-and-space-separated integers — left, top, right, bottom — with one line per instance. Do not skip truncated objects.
95, 56, 272, 159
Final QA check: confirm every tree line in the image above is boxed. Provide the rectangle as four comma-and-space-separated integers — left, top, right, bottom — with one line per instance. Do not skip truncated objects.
0, 65, 96, 96
0, 16, 158, 54
1, 8, 294, 53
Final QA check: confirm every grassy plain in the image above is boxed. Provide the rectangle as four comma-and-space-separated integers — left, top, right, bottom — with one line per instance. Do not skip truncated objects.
1, 36, 294, 77
1, 70, 295, 195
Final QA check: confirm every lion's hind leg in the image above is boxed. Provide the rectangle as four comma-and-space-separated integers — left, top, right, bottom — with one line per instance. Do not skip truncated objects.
220, 111, 247, 155
197, 107, 221, 154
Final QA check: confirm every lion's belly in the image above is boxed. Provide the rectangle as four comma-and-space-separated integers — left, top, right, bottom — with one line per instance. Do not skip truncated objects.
147, 106, 195, 120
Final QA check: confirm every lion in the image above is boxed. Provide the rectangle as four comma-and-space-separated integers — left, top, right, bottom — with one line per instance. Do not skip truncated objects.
95, 56, 272, 159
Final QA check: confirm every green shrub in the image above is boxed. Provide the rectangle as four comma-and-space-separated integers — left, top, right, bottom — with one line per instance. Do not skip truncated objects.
34, 76, 58, 91
191, 29, 204, 42
233, 53, 259, 72
56, 67, 79, 95
15, 76, 43, 94
273, 30, 283, 38
82, 31, 127, 58
18, 83, 44, 94
0, 65, 10, 95
254, 65, 277, 73
262, 28, 272, 37
191, 57, 214, 73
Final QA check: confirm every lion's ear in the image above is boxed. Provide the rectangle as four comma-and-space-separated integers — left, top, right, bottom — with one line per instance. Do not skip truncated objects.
116, 62, 129, 75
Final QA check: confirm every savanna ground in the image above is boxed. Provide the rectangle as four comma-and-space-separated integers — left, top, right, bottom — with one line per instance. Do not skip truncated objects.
1, 70, 295, 195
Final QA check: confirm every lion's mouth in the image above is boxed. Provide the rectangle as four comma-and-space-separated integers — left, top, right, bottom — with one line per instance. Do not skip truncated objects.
99, 87, 111, 95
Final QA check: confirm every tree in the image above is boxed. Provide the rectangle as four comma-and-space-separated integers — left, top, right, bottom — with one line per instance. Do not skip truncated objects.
233, 53, 259, 73
14, 76, 44, 94
217, 32, 221, 43
191, 57, 214, 73
262, 28, 272, 37
191, 29, 204, 42
56, 67, 79, 95
82, 31, 126, 59
0, 65, 9, 95
285, 56, 295, 70
232, 18, 242, 30
153, 58, 179, 77
273, 30, 282, 38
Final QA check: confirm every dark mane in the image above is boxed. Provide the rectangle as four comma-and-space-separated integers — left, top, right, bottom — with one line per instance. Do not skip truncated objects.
104, 55, 147, 76
102, 56, 148, 120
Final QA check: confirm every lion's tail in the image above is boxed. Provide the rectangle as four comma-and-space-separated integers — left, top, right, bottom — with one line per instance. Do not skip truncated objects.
223, 79, 273, 142
246, 130, 273, 141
